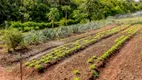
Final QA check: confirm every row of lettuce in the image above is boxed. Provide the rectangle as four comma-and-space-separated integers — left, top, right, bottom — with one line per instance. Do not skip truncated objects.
3, 20, 113, 51
88, 24, 141, 79
25, 24, 129, 70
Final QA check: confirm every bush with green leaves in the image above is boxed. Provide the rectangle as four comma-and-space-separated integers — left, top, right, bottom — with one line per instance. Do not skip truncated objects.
3, 29, 24, 51
10, 21, 53, 32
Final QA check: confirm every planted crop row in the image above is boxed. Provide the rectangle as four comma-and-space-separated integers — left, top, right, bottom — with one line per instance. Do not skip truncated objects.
88, 24, 141, 79
98, 24, 141, 61
25, 24, 129, 70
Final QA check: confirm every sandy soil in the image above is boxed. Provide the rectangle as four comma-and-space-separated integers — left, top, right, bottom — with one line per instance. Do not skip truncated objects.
96, 29, 142, 80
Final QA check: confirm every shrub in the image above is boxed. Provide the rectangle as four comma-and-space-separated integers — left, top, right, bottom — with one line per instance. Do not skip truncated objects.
3, 29, 24, 51
10, 22, 24, 31
10, 21, 53, 32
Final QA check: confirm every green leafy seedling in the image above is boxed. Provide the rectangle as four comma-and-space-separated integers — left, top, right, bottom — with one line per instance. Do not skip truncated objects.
35, 61, 40, 64
90, 64, 96, 70
74, 77, 80, 80
28, 63, 35, 67
87, 58, 93, 63
93, 70, 99, 77
35, 64, 42, 70
73, 70, 80, 75
44, 60, 50, 64
25, 61, 31, 66
92, 56, 97, 59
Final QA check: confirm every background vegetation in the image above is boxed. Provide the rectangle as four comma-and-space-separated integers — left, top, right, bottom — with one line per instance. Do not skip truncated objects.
0, 0, 142, 29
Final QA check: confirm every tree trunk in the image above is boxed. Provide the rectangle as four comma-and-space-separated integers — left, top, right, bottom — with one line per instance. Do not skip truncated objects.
65, 10, 67, 26
65, 10, 67, 19
32, 0, 35, 4
88, 8, 91, 22
52, 19, 54, 28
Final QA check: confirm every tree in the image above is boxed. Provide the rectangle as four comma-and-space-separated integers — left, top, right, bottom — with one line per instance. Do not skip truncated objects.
61, 5, 71, 19
73, 10, 87, 21
46, 8, 60, 28
61, 5, 71, 25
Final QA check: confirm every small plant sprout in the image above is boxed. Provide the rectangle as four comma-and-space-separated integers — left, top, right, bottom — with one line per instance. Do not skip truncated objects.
42, 55, 46, 58
35, 61, 41, 64
40, 59, 46, 63
35, 64, 42, 70
44, 60, 50, 64
73, 70, 80, 75
92, 56, 97, 59
93, 70, 99, 78
28, 63, 35, 67
87, 58, 93, 63
90, 64, 96, 70
25, 61, 31, 66
73, 77, 80, 80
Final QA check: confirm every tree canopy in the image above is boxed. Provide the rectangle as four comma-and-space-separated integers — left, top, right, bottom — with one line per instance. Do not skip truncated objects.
0, 0, 142, 27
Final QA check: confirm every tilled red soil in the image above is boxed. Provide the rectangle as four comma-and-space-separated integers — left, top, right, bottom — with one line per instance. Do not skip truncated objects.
29, 28, 126, 80
96, 29, 142, 80
0, 65, 19, 80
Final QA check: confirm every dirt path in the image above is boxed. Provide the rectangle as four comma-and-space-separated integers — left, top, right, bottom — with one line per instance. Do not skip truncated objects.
26, 27, 126, 80
97, 29, 142, 80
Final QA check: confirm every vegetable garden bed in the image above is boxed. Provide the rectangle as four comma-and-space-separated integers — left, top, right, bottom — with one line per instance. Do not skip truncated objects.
25, 24, 130, 71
